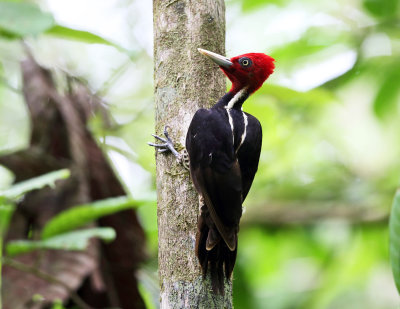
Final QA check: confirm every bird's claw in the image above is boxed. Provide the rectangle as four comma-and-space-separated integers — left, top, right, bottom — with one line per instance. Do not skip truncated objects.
148, 126, 181, 159
148, 142, 169, 153
151, 133, 168, 143
148, 126, 191, 171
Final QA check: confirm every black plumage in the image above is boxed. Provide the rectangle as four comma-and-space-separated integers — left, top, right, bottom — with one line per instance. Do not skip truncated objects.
186, 92, 262, 294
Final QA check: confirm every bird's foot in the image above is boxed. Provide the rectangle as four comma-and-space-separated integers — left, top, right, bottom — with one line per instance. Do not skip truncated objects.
148, 126, 190, 170
148, 125, 181, 158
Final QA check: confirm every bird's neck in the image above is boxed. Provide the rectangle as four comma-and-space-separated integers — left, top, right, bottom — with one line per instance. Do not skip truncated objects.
213, 87, 250, 110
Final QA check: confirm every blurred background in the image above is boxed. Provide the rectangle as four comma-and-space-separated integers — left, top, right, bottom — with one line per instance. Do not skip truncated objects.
0, 0, 399, 308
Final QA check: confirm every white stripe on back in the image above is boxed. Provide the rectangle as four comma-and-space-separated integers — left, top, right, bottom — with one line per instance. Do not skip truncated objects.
226, 108, 235, 144
237, 112, 248, 152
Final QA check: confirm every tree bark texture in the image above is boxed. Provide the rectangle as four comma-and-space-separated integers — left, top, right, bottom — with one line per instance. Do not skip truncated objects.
153, 0, 232, 308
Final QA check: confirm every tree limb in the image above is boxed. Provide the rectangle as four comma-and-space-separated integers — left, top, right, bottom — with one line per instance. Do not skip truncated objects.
242, 202, 388, 226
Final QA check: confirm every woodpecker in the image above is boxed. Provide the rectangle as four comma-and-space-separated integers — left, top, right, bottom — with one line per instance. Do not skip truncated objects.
150, 48, 275, 294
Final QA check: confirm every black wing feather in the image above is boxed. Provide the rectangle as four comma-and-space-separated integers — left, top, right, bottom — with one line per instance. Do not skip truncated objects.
186, 109, 243, 249
237, 113, 262, 201
186, 107, 261, 294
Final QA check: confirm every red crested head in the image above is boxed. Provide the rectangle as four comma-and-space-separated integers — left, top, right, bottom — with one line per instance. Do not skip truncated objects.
225, 53, 275, 93
198, 49, 275, 95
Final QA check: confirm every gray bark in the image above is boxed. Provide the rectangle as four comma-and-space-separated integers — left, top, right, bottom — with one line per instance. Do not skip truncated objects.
153, 0, 232, 308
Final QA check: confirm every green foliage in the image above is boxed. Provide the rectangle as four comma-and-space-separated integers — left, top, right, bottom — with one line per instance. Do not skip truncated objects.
373, 66, 400, 119
0, 201, 14, 309
235, 225, 389, 309
270, 28, 353, 71
45, 25, 114, 45
0, 201, 14, 236
243, 84, 347, 204
45, 25, 131, 56
363, 0, 399, 17
225, 0, 400, 306
6, 227, 115, 257
0, 169, 70, 200
0, 170, 121, 259
41, 195, 155, 239
389, 190, 400, 294
138, 280, 157, 309
235, 0, 290, 11
0, 1, 54, 38
0, 170, 69, 308
51, 299, 67, 309
0, 169, 71, 309
136, 268, 159, 309
0, 1, 130, 57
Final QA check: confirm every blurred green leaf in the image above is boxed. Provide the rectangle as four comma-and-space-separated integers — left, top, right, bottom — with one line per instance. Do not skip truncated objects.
45, 25, 136, 58
270, 28, 348, 69
235, 0, 290, 11
6, 227, 115, 256
41, 195, 155, 239
373, 67, 400, 118
46, 25, 116, 47
51, 299, 66, 309
363, 0, 399, 17
243, 84, 340, 203
0, 201, 14, 236
0, 169, 70, 200
137, 269, 159, 309
138, 283, 156, 309
0, 1, 54, 38
389, 189, 400, 295
0, 199, 14, 309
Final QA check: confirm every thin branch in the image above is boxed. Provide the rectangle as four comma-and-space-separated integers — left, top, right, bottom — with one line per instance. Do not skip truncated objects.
2, 257, 93, 309
242, 202, 388, 226
95, 58, 132, 97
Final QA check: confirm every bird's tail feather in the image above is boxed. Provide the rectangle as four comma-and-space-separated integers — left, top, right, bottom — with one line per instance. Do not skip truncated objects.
195, 209, 237, 294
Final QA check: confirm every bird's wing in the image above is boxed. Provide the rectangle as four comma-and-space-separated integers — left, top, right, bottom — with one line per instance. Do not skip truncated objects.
238, 114, 262, 201
186, 109, 243, 251
193, 158, 242, 251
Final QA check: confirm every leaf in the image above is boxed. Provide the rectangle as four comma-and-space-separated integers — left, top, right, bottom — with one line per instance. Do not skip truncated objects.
389, 189, 400, 295
270, 27, 347, 69
41, 195, 155, 239
45, 25, 136, 57
373, 68, 400, 119
0, 1, 54, 37
6, 227, 116, 256
0, 169, 70, 200
0, 201, 14, 236
46, 25, 116, 47
363, 0, 399, 18
137, 269, 159, 309
51, 299, 66, 309
236, 0, 290, 11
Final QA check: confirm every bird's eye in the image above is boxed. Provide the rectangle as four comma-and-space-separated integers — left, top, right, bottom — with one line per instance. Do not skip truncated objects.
239, 57, 252, 68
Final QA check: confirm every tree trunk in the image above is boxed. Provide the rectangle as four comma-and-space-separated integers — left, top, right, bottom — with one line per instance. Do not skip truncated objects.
153, 0, 232, 307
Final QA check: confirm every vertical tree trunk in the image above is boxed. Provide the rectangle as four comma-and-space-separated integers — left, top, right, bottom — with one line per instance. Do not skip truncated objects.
153, 0, 232, 308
